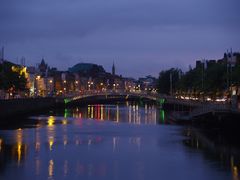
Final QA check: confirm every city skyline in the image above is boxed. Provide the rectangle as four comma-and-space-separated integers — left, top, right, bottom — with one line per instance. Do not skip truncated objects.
1, 0, 240, 78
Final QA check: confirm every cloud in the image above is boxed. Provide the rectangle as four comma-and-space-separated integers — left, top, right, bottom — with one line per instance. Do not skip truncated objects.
0, 0, 239, 77
1, 0, 239, 41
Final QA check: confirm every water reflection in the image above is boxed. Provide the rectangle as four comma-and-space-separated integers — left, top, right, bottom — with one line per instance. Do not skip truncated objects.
35, 158, 40, 176
0, 130, 28, 168
14, 129, 26, 165
48, 159, 54, 179
61, 102, 159, 125
47, 116, 56, 151
183, 128, 240, 180
0, 119, 147, 179
63, 160, 68, 177
0, 103, 237, 180
35, 127, 41, 152
0, 138, 2, 152
159, 110, 165, 124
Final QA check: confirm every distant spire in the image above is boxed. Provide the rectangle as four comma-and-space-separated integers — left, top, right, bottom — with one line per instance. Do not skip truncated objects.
41, 57, 45, 64
112, 61, 115, 75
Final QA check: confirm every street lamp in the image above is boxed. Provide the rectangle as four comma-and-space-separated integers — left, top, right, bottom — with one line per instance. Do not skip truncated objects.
35, 75, 41, 96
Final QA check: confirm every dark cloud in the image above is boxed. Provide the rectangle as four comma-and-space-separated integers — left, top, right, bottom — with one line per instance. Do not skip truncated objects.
0, 0, 239, 77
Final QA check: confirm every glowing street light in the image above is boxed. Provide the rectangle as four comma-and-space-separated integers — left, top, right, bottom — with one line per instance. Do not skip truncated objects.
36, 75, 41, 80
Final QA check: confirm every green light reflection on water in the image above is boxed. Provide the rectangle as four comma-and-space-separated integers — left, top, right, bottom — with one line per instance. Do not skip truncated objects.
160, 109, 165, 124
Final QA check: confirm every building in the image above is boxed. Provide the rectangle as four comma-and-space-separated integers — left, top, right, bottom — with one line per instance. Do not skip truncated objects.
206, 60, 216, 68
138, 75, 157, 92
124, 78, 136, 92
38, 58, 48, 76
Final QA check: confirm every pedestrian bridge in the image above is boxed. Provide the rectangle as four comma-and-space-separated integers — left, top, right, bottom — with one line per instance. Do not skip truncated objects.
62, 91, 206, 108
63, 91, 161, 105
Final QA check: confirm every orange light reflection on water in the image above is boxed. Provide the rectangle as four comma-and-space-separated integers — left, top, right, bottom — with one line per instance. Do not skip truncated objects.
47, 116, 55, 151
48, 159, 54, 178
0, 138, 2, 152
16, 129, 23, 165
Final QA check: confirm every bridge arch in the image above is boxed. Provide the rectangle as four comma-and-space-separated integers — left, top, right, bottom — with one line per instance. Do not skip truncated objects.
63, 92, 159, 106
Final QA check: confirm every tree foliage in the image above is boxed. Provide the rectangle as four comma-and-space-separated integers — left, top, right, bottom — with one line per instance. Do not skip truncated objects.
157, 58, 240, 97
0, 61, 27, 93
157, 68, 182, 95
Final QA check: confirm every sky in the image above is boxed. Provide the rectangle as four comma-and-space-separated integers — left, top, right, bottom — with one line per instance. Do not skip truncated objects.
0, 0, 240, 78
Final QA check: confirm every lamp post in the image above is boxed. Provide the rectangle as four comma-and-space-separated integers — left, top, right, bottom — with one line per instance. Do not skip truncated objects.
75, 80, 79, 94
63, 80, 67, 95
113, 83, 116, 91
49, 79, 53, 96
35, 75, 41, 97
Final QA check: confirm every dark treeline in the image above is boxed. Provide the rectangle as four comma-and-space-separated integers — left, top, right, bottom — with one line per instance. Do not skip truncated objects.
157, 52, 240, 99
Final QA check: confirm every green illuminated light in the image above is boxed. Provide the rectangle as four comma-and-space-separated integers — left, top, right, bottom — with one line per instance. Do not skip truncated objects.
64, 108, 71, 118
64, 99, 71, 104
159, 98, 165, 105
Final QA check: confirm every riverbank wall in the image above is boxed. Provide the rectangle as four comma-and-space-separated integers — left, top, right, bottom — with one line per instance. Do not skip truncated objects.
0, 98, 63, 121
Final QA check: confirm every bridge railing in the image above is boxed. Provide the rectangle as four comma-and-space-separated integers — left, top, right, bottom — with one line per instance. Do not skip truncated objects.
64, 90, 160, 102
189, 103, 231, 118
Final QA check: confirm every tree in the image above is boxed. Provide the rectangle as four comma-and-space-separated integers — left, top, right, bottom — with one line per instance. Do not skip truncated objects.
157, 68, 182, 95
0, 61, 28, 97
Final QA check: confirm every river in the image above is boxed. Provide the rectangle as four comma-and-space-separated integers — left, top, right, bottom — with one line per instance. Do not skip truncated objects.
0, 102, 239, 180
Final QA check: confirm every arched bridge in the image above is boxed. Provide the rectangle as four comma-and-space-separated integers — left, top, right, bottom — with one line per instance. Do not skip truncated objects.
62, 91, 205, 108
63, 91, 161, 105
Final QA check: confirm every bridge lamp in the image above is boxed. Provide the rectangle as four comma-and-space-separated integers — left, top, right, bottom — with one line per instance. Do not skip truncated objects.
75, 81, 78, 84
63, 80, 66, 84
49, 80, 53, 83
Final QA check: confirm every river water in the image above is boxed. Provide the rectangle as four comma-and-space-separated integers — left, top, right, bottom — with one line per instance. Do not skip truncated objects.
0, 102, 239, 180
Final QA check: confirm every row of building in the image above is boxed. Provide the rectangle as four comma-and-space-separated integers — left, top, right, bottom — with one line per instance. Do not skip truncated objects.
1, 58, 157, 98
195, 51, 240, 69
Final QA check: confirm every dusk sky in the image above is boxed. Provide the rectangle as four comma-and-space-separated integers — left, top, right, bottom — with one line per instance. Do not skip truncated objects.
1, 0, 240, 78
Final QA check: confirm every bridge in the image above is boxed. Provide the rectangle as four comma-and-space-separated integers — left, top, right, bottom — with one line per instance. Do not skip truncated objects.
62, 91, 160, 105
168, 100, 240, 125
1, 90, 239, 122
0, 91, 162, 120
54, 92, 240, 124
62, 91, 205, 109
